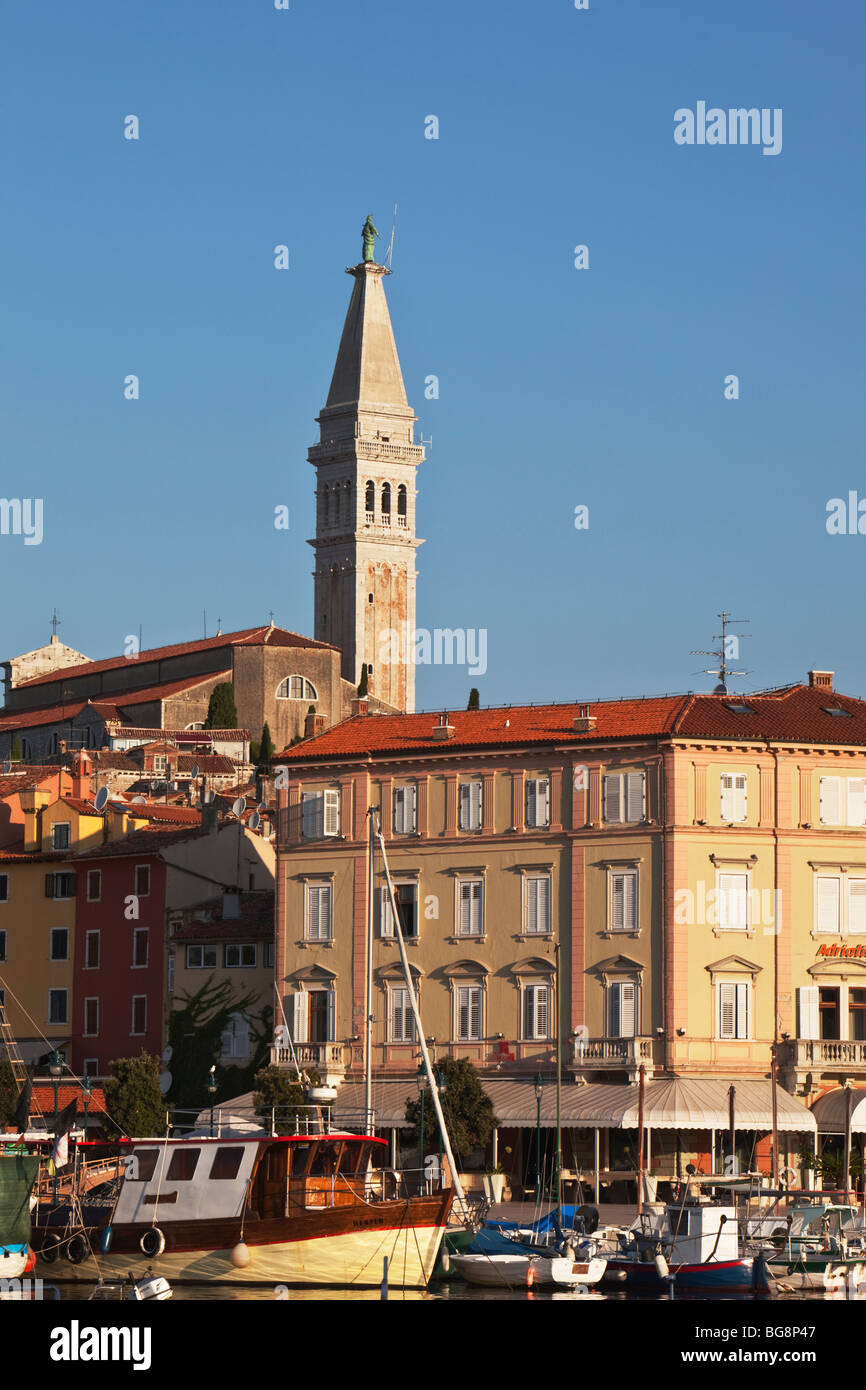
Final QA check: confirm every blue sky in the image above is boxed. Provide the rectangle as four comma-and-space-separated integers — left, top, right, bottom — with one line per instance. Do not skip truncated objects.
2, 0, 864, 712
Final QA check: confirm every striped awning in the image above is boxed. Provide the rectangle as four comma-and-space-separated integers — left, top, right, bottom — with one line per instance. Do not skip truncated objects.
810, 1087, 866, 1135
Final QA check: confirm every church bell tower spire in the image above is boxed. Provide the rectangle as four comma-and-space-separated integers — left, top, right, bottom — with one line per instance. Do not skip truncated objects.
308, 221, 424, 713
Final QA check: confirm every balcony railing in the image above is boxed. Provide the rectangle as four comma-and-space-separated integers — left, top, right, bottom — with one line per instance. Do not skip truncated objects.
571, 1036, 655, 1068
270, 1043, 345, 1069
779, 1038, 866, 1069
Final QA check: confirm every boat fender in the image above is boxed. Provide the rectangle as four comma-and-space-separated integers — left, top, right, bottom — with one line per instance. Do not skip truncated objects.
230, 1242, 251, 1268
67, 1234, 89, 1265
140, 1227, 166, 1258
24, 1247, 36, 1274
576, 1205, 599, 1236
100, 1227, 113, 1254
440, 1252, 450, 1276
778, 1166, 797, 1188
40, 1233, 62, 1264
654, 1253, 670, 1280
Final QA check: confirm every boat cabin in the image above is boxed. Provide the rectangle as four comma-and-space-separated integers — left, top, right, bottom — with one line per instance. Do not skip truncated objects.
636, 1201, 740, 1265
113, 1134, 387, 1227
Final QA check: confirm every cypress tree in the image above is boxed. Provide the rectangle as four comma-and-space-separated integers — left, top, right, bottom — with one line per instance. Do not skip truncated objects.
467, 688, 480, 710
204, 682, 238, 729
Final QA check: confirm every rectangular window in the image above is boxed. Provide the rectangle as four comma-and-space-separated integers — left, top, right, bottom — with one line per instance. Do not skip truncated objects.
718, 981, 750, 1040
50, 928, 69, 961
0, 875, 8, 902
458, 780, 483, 831
83, 1058, 99, 1078
522, 984, 551, 1040
45, 872, 75, 899
49, 989, 68, 1025
609, 870, 638, 932
186, 945, 217, 969
126, 1149, 159, 1181
133, 929, 149, 968
153, 755, 166, 773
524, 874, 551, 934
525, 778, 550, 829
848, 779, 866, 828
305, 883, 332, 941
819, 986, 840, 1041
820, 776, 842, 825
849, 879, 866, 934
209, 1146, 244, 1180
850, 988, 866, 1043
131, 995, 147, 1035
380, 883, 419, 939
456, 985, 482, 1041
608, 981, 637, 1038
301, 790, 340, 838
457, 879, 483, 937
389, 988, 416, 1043
86, 870, 101, 902
720, 773, 747, 823
84, 997, 99, 1036
134, 865, 151, 898
0, 930, 5, 962
220, 1013, 251, 1059
308, 989, 335, 1043
51, 823, 71, 851
393, 784, 417, 834
224, 943, 256, 968
264, 942, 274, 968
85, 931, 100, 969
603, 772, 646, 824
816, 876, 841, 933
718, 872, 749, 930
167, 1148, 201, 1181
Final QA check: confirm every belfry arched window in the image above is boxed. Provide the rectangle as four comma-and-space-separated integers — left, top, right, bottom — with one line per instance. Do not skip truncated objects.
365, 481, 375, 516
397, 484, 407, 516
381, 483, 391, 519
277, 676, 319, 701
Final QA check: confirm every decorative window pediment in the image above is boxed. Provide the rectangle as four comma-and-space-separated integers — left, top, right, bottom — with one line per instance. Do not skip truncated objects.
808, 955, 866, 978
508, 956, 554, 978
705, 954, 762, 982
588, 953, 644, 979
376, 961, 423, 983
441, 957, 489, 980
286, 963, 337, 984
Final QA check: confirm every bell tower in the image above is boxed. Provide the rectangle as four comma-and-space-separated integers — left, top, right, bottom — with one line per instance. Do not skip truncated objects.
309, 236, 424, 713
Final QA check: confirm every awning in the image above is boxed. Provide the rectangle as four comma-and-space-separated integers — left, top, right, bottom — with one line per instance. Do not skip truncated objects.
480, 1077, 816, 1133
810, 1087, 866, 1136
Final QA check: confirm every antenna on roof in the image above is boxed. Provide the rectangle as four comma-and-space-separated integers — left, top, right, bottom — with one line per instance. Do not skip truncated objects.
690, 611, 751, 694
385, 203, 397, 269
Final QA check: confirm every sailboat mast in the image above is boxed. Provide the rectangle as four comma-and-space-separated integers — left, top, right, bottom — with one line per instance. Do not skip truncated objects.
374, 822, 469, 1219
365, 808, 375, 1134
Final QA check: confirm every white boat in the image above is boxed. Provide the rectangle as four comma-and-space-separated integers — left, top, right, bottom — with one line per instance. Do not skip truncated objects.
450, 1251, 607, 1289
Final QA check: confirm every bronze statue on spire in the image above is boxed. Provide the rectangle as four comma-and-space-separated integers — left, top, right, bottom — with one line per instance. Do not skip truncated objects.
362, 215, 380, 263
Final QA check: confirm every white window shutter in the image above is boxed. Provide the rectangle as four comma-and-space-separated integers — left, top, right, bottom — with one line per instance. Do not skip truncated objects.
625, 772, 645, 823
459, 783, 469, 829
816, 876, 840, 933
620, 982, 636, 1037
408, 783, 417, 832
326, 990, 336, 1042
720, 774, 734, 821
603, 775, 622, 823
380, 886, 394, 937
523, 988, 534, 1039
301, 791, 319, 838
798, 985, 819, 1040
470, 781, 482, 829
849, 878, 866, 933
527, 778, 549, 827
307, 885, 320, 939
609, 984, 621, 1038
847, 778, 866, 828
734, 775, 747, 822
525, 779, 536, 827
719, 983, 736, 1038
292, 991, 308, 1043
735, 982, 749, 1039
537, 985, 549, 1038
820, 776, 842, 825
393, 786, 405, 834
526, 877, 538, 934
611, 874, 625, 931
324, 789, 340, 836
470, 986, 481, 1039
719, 873, 748, 929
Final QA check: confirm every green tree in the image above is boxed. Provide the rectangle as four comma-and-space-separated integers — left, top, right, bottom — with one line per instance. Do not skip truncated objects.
0, 1059, 18, 1127
357, 665, 368, 698
204, 682, 238, 729
259, 722, 275, 763
10, 736, 22, 763
253, 1064, 322, 1135
165, 977, 269, 1109
102, 1054, 165, 1138
249, 739, 261, 764
467, 688, 480, 710
404, 1059, 497, 1160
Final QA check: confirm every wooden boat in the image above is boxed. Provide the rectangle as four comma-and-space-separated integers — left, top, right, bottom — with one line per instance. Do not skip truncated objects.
597, 1199, 772, 1292
761, 1200, 866, 1291
449, 1251, 607, 1289
33, 1127, 452, 1288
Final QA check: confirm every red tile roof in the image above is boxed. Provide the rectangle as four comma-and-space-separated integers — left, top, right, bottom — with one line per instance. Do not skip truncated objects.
172, 891, 275, 942
0, 768, 70, 795
276, 684, 866, 762
17, 625, 337, 690
58, 797, 103, 816
28, 1083, 107, 1117
74, 824, 207, 859
120, 803, 203, 825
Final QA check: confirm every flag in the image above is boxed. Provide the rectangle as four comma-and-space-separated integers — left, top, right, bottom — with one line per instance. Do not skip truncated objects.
13, 1074, 32, 1135
52, 1098, 77, 1167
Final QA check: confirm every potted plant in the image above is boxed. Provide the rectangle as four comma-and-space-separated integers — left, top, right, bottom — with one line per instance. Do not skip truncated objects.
482, 1164, 507, 1203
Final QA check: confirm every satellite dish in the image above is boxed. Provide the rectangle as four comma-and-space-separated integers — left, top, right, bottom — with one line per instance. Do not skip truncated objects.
94, 786, 109, 812
258, 800, 267, 813
267, 823, 275, 839
132, 796, 146, 804
159, 1072, 172, 1095
232, 797, 246, 818
191, 764, 199, 779
162, 1045, 173, 1064
250, 812, 261, 830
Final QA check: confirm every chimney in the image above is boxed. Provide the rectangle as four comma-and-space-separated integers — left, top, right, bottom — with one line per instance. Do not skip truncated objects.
222, 890, 241, 919
573, 703, 597, 733
71, 750, 92, 800
350, 698, 368, 718
431, 712, 455, 741
305, 708, 326, 737
808, 670, 834, 692
202, 802, 219, 835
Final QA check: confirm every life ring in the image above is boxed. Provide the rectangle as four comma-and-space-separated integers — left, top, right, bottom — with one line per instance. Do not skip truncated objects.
140, 1227, 165, 1258
66, 1233, 89, 1265
778, 1166, 797, 1188
40, 1232, 62, 1264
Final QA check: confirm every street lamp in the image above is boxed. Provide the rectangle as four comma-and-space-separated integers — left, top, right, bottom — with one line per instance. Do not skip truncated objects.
49, 1050, 63, 1207
415, 1062, 427, 1194
207, 1066, 217, 1138
534, 1073, 544, 1203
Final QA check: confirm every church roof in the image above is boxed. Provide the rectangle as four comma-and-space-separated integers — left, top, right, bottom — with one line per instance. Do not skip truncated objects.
323, 264, 409, 414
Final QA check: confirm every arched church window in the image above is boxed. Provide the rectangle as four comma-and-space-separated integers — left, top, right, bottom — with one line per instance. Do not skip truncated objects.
343, 482, 352, 523
397, 485, 407, 516
320, 485, 330, 522
365, 481, 375, 515
277, 676, 319, 701
381, 483, 391, 515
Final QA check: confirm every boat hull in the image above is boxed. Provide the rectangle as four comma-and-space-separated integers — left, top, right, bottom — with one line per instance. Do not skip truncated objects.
767, 1256, 866, 1291
602, 1256, 764, 1291
34, 1193, 451, 1288
0, 1244, 32, 1281
451, 1253, 607, 1289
